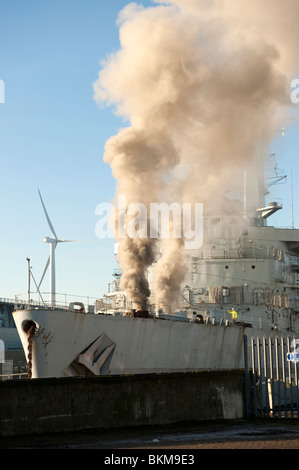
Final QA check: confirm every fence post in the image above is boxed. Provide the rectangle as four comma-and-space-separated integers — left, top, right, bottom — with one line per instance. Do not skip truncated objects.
251, 336, 258, 417
244, 335, 251, 418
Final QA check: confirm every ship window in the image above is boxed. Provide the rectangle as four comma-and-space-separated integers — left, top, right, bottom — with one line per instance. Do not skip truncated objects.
251, 265, 256, 269
225, 265, 229, 270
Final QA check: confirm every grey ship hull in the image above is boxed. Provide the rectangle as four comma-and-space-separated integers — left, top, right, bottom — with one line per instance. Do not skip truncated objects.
13, 307, 253, 379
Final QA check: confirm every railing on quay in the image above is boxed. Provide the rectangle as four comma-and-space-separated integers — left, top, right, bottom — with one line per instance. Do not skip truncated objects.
0, 373, 28, 381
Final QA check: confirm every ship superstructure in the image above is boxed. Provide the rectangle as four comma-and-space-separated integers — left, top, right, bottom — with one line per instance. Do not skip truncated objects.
164, 217, 299, 333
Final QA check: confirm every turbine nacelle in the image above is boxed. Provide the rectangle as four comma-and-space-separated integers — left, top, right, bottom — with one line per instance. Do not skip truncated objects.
43, 236, 72, 244
43, 236, 57, 244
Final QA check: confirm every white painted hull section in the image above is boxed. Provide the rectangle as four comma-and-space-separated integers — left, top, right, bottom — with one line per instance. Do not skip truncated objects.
13, 308, 252, 379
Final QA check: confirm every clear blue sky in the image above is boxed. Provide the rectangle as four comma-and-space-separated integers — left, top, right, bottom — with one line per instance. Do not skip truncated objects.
0, 0, 298, 303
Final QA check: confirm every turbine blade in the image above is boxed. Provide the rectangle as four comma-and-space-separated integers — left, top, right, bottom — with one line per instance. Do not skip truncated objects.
38, 256, 50, 288
38, 242, 58, 288
38, 189, 58, 240
57, 239, 100, 243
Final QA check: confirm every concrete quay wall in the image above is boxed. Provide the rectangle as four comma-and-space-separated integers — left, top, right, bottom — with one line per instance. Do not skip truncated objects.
0, 370, 245, 437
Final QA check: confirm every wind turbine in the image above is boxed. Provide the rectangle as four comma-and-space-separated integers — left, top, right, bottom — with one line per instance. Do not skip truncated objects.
38, 189, 75, 307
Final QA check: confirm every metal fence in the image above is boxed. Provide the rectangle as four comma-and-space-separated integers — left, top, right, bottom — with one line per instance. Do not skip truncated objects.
244, 335, 299, 419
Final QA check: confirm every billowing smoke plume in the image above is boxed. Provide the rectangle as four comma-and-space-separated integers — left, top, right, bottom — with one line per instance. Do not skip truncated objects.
94, 0, 299, 311
102, 124, 180, 310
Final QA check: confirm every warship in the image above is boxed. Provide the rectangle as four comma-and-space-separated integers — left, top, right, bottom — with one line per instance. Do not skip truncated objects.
12, 171, 299, 379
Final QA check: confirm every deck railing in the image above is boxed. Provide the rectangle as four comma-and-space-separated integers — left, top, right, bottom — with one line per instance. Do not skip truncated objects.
12, 293, 95, 313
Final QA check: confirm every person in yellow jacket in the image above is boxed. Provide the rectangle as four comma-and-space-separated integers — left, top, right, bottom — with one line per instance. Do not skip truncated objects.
228, 307, 238, 321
